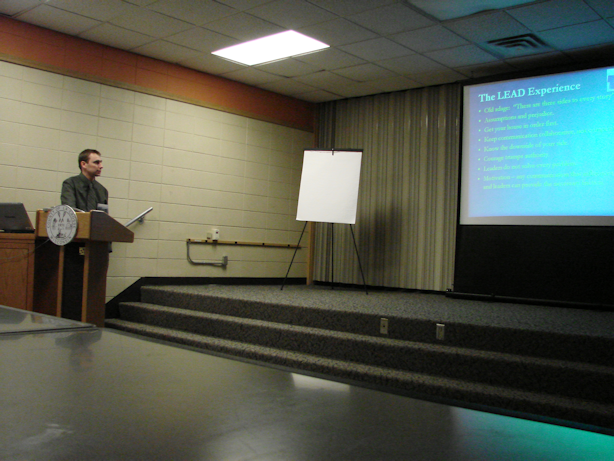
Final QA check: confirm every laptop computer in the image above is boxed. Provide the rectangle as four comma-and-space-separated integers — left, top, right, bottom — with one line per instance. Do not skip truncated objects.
0, 203, 35, 233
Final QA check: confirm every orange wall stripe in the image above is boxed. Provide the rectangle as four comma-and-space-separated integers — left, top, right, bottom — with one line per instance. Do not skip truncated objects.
0, 17, 315, 131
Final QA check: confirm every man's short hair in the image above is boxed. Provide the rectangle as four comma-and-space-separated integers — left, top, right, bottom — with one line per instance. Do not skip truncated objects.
78, 149, 101, 170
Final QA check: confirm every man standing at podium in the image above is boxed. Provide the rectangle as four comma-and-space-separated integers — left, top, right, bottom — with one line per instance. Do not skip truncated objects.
59, 149, 110, 322
61, 149, 108, 211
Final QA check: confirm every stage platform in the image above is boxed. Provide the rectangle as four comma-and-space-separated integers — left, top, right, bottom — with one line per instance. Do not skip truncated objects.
1, 305, 612, 460
106, 283, 613, 432
131, 283, 614, 338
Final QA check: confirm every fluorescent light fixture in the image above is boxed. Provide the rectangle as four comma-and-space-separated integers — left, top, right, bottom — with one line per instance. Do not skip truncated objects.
212, 30, 329, 66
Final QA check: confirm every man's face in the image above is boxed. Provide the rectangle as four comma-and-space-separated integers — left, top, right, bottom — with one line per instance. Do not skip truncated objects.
81, 153, 103, 180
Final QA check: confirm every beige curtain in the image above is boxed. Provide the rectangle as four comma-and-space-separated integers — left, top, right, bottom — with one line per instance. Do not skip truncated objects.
314, 83, 461, 291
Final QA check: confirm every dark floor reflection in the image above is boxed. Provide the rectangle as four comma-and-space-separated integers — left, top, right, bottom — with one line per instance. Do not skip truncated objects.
1, 320, 611, 461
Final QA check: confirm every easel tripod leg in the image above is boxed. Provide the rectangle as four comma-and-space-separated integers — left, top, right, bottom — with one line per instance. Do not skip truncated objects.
281, 221, 308, 290
350, 224, 368, 295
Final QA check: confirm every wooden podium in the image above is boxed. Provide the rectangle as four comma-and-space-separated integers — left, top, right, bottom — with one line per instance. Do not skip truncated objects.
34, 210, 133, 327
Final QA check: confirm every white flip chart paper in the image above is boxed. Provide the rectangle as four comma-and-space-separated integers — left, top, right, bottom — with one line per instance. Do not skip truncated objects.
296, 149, 362, 224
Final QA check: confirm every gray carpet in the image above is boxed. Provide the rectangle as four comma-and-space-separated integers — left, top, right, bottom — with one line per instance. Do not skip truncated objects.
149, 284, 614, 338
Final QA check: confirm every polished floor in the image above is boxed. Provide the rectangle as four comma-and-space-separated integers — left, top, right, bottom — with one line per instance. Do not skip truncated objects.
1, 306, 612, 461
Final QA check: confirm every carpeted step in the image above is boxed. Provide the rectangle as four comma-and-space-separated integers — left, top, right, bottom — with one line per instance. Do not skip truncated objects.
104, 317, 614, 430
113, 301, 613, 405
139, 286, 614, 366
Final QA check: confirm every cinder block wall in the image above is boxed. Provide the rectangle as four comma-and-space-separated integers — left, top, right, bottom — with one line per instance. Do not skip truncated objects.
0, 19, 316, 300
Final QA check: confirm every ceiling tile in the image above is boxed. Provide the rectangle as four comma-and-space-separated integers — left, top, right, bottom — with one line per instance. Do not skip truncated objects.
221, 67, 283, 85
408, 0, 538, 21
201, 12, 284, 41
110, 7, 193, 38
307, 0, 397, 17
47, 0, 134, 21
0, 0, 40, 16
5, 0, 614, 103
335, 81, 390, 98
294, 48, 366, 70
377, 54, 446, 74
295, 71, 357, 92
80, 23, 155, 50
584, 0, 614, 18
564, 42, 614, 62
504, 51, 572, 70
425, 45, 499, 68
348, 3, 434, 35
258, 78, 318, 95
455, 61, 517, 79
17, 5, 100, 35
132, 40, 203, 63
247, 0, 336, 29
507, 0, 601, 31
340, 38, 413, 61
409, 69, 466, 86
332, 63, 396, 82
256, 58, 322, 78
147, 0, 237, 25
295, 89, 341, 103
540, 20, 614, 49
123, 0, 158, 6
179, 53, 244, 74
445, 11, 530, 43
215, 0, 273, 11
299, 19, 379, 46
391, 25, 468, 53
165, 27, 238, 53
372, 75, 423, 93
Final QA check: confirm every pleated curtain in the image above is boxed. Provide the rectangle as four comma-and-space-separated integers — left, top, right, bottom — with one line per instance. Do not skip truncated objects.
314, 83, 461, 292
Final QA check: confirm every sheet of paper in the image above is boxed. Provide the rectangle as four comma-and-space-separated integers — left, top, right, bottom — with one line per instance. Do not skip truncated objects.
296, 149, 362, 224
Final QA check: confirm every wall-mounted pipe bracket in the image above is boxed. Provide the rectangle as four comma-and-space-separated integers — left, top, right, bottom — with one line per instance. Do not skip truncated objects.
186, 240, 228, 267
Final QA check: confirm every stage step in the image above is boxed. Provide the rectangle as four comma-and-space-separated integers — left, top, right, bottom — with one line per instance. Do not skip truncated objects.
106, 290, 614, 430
105, 316, 613, 430
137, 285, 613, 366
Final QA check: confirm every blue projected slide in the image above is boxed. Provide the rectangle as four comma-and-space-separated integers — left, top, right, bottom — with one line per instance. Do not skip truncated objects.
460, 65, 614, 226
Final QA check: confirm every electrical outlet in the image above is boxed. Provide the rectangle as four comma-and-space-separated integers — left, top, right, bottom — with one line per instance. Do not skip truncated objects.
213, 229, 220, 240
380, 318, 389, 335
436, 323, 445, 341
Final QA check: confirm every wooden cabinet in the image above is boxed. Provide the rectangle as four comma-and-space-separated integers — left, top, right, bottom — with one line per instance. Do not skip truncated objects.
0, 233, 35, 311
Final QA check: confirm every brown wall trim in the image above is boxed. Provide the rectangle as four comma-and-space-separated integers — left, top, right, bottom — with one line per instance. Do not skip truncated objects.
0, 17, 316, 132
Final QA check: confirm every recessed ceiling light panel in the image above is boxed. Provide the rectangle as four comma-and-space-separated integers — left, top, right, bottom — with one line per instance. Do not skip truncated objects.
212, 30, 329, 66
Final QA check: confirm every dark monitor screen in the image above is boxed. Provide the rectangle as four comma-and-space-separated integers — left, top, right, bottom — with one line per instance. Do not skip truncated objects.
0, 203, 34, 233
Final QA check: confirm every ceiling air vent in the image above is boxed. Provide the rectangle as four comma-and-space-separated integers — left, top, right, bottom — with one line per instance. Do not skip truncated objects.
485, 34, 550, 57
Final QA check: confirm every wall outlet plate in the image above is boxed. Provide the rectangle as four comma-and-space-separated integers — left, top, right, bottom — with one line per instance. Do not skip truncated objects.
380, 318, 389, 335
436, 323, 445, 341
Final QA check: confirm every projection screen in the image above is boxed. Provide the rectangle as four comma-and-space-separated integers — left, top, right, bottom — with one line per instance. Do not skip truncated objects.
460, 65, 614, 226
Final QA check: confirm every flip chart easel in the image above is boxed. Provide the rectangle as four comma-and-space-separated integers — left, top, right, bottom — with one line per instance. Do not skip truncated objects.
282, 149, 367, 293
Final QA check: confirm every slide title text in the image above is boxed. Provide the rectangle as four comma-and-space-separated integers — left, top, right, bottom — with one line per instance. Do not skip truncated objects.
479, 83, 581, 102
